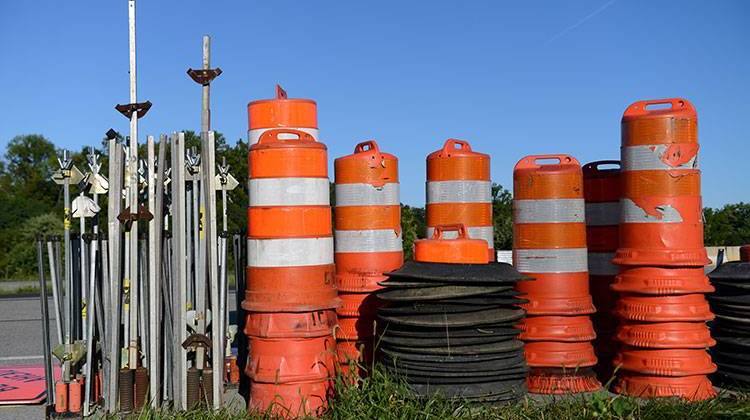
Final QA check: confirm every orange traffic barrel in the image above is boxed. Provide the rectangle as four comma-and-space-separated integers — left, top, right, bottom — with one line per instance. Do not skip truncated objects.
616, 322, 715, 348
54, 381, 68, 413
613, 373, 716, 401
426, 139, 494, 261
414, 224, 489, 264
334, 140, 403, 290
246, 336, 336, 383
335, 292, 381, 340
244, 129, 339, 312
513, 155, 594, 315
614, 347, 717, 376
524, 341, 598, 368
614, 293, 714, 322
611, 266, 714, 295
249, 379, 333, 419
68, 378, 82, 413
614, 98, 709, 267
518, 316, 596, 342
244, 310, 337, 339
247, 85, 318, 145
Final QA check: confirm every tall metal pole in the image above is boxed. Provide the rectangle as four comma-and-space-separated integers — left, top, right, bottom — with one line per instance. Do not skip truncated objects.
201, 35, 211, 133
147, 136, 160, 407
126, 0, 140, 372
61, 150, 73, 383
107, 141, 124, 413
171, 132, 188, 410
36, 236, 54, 408
46, 240, 64, 345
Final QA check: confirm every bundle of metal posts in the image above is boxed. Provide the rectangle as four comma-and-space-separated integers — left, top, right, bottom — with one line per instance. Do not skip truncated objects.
513, 155, 601, 394
333, 141, 403, 377
426, 139, 494, 262
582, 160, 621, 382
244, 89, 339, 418
611, 98, 716, 400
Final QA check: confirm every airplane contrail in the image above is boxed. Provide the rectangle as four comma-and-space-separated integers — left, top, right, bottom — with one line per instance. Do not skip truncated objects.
547, 0, 617, 43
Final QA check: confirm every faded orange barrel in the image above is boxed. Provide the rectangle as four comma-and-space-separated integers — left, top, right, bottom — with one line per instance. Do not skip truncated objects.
513, 155, 593, 315
513, 154, 600, 394
414, 224, 489, 264
243, 129, 339, 312
583, 160, 621, 382
614, 98, 709, 267
249, 380, 332, 419
247, 85, 318, 144
426, 139, 494, 261
246, 336, 336, 383
244, 310, 337, 339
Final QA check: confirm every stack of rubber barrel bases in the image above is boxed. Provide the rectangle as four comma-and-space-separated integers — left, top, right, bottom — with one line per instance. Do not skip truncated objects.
426, 139, 495, 262
243, 86, 340, 418
333, 140, 403, 377
376, 224, 529, 403
582, 160, 622, 383
611, 98, 716, 400
513, 155, 602, 394
708, 245, 750, 388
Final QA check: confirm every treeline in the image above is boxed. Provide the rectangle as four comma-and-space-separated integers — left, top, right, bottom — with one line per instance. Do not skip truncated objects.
1, 134, 748, 279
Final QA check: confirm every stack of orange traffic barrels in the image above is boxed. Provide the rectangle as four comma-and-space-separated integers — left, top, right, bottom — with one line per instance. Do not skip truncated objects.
611, 98, 716, 400
244, 89, 340, 418
513, 155, 602, 394
333, 140, 403, 376
426, 139, 494, 262
583, 160, 621, 382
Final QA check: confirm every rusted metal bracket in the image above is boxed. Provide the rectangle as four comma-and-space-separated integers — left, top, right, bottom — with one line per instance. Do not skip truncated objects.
187, 68, 222, 86
182, 333, 212, 352
117, 204, 154, 231
115, 101, 152, 119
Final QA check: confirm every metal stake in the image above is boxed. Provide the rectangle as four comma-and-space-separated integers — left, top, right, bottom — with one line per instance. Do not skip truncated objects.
36, 236, 54, 407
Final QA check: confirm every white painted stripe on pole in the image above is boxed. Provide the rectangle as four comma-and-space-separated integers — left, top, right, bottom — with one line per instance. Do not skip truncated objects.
249, 177, 329, 207
585, 202, 620, 226
513, 199, 585, 223
249, 127, 319, 145
335, 183, 400, 207
588, 252, 618, 276
334, 229, 403, 253
620, 198, 683, 223
621, 144, 699, 171
426, 180, 491, 204
247, 237, 333, 267
513, 248, 588, 273
426, 226, 494, 249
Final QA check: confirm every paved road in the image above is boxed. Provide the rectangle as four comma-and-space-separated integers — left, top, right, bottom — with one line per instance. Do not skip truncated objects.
0, 292, 241, 418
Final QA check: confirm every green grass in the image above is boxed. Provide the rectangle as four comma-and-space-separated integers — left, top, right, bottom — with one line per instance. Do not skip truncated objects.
121, 364, 750, 420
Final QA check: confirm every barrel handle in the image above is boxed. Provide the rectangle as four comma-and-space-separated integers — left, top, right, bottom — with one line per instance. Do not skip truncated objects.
623, 98, 693, 117
431, 224, 468, 240
515, 154, 579, 170
275, 84, 288, 99
257, 128, 315, 144
354, 140, 381, 155
442, 138, 472, 154
582, 160, 621, 173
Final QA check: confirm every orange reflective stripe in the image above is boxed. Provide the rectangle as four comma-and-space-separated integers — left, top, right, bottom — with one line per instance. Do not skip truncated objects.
334, 206, 400, 231
248, 207, 331, 238
248, 98, 317, 129
427, 157, 490, 181
425, 203, 491, 226
334, 157, 399, 184
621, 171, 700, 198
622, 118, 697, 146
513, 223, 587, 249
249, 149, 328, 178
514, 172, 583, 200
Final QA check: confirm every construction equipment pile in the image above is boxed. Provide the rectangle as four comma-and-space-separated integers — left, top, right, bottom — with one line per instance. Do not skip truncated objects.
376, 225, 529, 403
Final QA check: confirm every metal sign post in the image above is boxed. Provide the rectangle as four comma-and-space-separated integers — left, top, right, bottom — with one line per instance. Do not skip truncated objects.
171, 132, 188, 410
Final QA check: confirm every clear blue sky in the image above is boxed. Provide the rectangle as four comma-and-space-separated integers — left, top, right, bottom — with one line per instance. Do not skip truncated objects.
1, 1, 748, 207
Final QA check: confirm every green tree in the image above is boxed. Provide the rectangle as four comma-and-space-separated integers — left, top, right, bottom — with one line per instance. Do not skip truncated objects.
401, 205, 426, 260
492, 183, 513, 250
704, 203, 750, 246
1, 213, 61, 278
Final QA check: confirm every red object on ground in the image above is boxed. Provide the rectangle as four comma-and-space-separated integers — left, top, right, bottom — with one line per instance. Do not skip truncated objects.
0, 365, 61, 406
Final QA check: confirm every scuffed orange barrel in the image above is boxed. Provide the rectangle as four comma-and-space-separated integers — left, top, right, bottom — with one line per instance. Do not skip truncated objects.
246, 336, 336, 383
513, 154, 600, 394
613, 373, 716, 401
243, 129, 339, 312
611, 266, 714, 295
614, 98, 709, 267
249, 380, 333, 419
247, 85, 318, 144
426, 139, 494, 261
244, 310, 337, 339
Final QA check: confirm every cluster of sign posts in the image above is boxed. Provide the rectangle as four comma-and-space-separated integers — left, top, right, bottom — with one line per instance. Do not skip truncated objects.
34, 0, 244, 416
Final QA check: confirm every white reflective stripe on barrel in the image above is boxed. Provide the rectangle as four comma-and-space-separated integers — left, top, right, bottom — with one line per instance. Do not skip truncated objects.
247, 237, 333, 267
335, 183, 400, 207
621, 144, 699, 171
248, 127, 320, 145
248, 177, 329, 207
513, 199, 585, 224
620, 198, 684, 223
426, 180, 492, 204
585, 202, 620, 226
588, 252, 618, 276
426, 226, 494, 249
334, 229, 403, 253
513, 248, 588, 273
